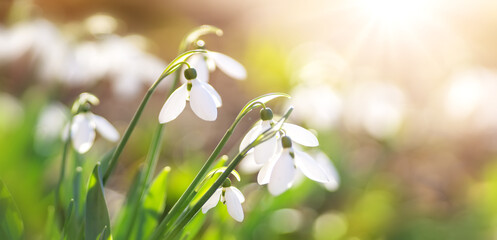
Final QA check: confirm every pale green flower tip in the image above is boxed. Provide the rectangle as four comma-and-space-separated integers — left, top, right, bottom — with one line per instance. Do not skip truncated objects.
72, 92, 100, 114
79, 92, 100, 106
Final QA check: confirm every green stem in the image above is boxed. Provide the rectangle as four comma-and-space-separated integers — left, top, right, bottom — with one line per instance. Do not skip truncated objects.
151, 97, 287, 240
166, 146, 252, 239
121, 123, 165, 239
165, 107, 293, 239
55, 121, 72, 225
102, 83, 160, 184
150, 116, 242, 240
102, 50, 204, 184
119, 47, 189, 238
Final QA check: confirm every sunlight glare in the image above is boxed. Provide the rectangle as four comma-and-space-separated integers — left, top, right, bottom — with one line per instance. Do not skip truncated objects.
359, 0, 431, 27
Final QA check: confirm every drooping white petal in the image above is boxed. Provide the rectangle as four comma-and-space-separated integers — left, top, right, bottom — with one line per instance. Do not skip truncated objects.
239, 152, 263, 174
208, 52, 247, 80
71, 113, 96, 153
229, 186, 245, 203
239, 121, 263, 152
315, 152, 340, 191
189, 79, 218, 121
294, 150, 329, 183
254, 135, 278, 164
257, 146, 281, 185
159, 84, 188, 123
198, 80, 222, 107
91, 114, 119, 142
254, 121, 277, 164
283, 123, 319, 147
268, 150, 296, 196
225, 188, 244, 222
202, 188, 222, 214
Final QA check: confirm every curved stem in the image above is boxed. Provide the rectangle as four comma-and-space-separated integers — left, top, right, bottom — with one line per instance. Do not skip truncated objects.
102, 84, 158, 184
121, 123, 165, 239
150, 118, 240, 240
54, 137, 71, 223
165, 145, 252, 239
151, 97, 290, 240
102, 51, 204, 184
165, 107, 293, 239
120, 47, 196, 237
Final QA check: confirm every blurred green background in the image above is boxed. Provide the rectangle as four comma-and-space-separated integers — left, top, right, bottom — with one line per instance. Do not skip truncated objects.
2, 0, 497, 239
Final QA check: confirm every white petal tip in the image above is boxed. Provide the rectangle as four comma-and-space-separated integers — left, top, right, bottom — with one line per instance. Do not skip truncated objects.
75, 143, 92, 154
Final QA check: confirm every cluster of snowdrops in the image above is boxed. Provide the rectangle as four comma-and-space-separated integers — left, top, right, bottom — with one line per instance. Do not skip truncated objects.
47, 25, 338, 240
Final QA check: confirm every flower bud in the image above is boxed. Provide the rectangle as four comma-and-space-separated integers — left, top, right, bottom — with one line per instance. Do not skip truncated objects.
281, 136, 292, 148
222, 178, 232, 188
260, 108, 273, 121
184, 68, 197, 80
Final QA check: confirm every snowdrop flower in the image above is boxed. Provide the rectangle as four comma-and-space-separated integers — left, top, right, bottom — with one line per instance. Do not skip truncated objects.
239, 108, 319, 165
202, 179, 245, 222
159, 68, 221, 123
257, 135, 329, 196
239, 108, 278, 165
65, 93, 120, 153
179, 40, 247, 83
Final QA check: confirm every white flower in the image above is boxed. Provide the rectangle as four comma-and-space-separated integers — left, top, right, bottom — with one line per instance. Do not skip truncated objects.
239, 120, 278, 164
202, 185, 245, 222
180, 51, 247, 83
158, 68, 221, 123
256, 135, 329, 196
239, 108, 319, 165
66, 112, 120, 153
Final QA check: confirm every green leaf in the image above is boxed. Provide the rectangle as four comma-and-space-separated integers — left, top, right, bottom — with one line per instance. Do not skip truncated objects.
85, 163, 111, 240
179, 212, 206, 240
99, 147, 117, 175
61, 199, 79, 240
205, 167, 241, 182
133, 167, 171, 239
60, 199, 73, 239
0, 179, 23, 240
113, 167, 144, 240
97, 226, 108, 240
44, 205, 58, 239
194, 155, 229, 192
180, 25, 223, 51
236, 93, 291, 121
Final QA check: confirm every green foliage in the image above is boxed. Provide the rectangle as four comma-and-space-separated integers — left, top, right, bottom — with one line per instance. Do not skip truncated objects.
133, 167, 171, 239
85, 163, 112, 240
0, 180, 24, 240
